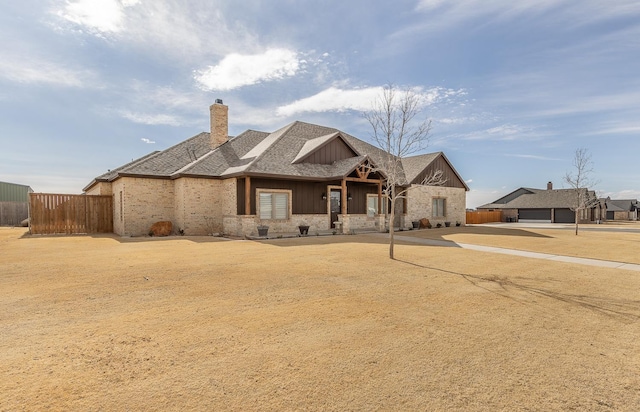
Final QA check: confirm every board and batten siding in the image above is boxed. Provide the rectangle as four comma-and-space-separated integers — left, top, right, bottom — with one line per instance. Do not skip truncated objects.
300, 139, 357, 164
411, 156, 466, 189
237, 178, 380, 216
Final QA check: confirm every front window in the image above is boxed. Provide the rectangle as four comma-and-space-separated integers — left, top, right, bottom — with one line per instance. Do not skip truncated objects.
367, 194, 387, 217
258, 190, 290, 220
433, 198, 446, 217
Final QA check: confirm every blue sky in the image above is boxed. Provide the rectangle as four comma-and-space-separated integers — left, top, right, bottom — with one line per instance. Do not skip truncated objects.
1, 0, 639, 208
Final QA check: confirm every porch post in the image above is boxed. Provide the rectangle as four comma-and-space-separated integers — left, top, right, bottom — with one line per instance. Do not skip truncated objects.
245, 176, 251, 215
378, 181, 382, 214
341, 179, 347, 215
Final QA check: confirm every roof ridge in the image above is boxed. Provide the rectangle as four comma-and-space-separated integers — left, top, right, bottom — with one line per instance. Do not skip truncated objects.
171, 149, 217, 176
239, 122, 298, 173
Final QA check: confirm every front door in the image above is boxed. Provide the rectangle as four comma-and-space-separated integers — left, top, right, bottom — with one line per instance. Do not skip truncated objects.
330, 189, 341, 228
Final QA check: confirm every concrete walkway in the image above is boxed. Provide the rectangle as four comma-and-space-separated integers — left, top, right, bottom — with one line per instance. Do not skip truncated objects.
379, 234, 640, 272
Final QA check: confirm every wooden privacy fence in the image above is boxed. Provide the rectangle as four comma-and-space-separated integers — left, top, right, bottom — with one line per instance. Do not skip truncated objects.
466, 210, 503, 224
29, 193, 113, 235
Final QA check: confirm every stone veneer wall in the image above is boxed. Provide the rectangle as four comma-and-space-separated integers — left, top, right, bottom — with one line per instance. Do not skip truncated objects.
405, 185, 467, 228
114, 177, 175, 236
174, 177, 227, 235
85, 182, 113, 196
338, 214, 379, 233
223, 214, 333, 237
613, 211, 631, 221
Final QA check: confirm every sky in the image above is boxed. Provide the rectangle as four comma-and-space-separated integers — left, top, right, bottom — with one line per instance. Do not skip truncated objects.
1, 0, 639, 208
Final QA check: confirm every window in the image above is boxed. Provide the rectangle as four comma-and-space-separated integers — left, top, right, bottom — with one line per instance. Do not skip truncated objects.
258, 191, 290, 220
367, 194, 387, 217
432, 198, 446, 217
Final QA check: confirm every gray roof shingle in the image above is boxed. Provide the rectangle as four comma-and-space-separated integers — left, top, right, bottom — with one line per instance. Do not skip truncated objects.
479, 188, 596, 209
85, 120, 456, 190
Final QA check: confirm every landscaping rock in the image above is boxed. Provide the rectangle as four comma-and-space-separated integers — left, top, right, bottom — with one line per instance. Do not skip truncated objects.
419, 218, 430, 229
150, 221, 172, 236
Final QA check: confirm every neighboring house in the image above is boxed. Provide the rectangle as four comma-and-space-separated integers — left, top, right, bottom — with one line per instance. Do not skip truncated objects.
477, 182, 602, 223
605, 199, 638, 221
0, 181, 33, 226
84, 101, 469, 237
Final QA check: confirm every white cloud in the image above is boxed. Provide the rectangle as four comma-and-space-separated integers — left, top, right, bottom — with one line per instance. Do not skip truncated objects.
461, 124, 525, 141
414, 0, 640, 29
120, 111, 183, 126
601, 189, 640, 200
0, 54, 95, 87
141, 138, 156, 144
194, 49, 301, 91
584, 122, 640, 136
276, 86, 463, 117
277, 86, 382, 117
52, 1, 257, 61
57, 0, 139, 35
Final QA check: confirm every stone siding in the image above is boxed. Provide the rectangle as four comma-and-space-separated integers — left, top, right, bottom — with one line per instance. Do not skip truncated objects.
85, 182, 112, 196
613, 211, 631, 221
114, 177, 175, 236
338, 214, 379, 233
223, 214, 331, 237
174, 177, 226, 235
406, 185, 467, 228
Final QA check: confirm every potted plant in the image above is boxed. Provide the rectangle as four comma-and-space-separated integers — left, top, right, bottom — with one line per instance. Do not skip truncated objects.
455, 221, 461, 227
257, 223, 269, 237
298, 223, 310, 235
436, 223, 442, 228
445, 221, 451, 227
412, 220, 420, 229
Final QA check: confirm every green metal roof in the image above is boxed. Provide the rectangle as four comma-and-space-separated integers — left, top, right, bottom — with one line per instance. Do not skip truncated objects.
0, 181, 33, 202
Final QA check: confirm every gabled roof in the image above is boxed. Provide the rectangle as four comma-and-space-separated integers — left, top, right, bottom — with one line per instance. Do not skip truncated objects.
291, 132, 359, 164
401, 152, 440, 183
478, 187, 596, 209
85, 120, 466, 190
401, 152, 470, 190
606, 199, 638, 212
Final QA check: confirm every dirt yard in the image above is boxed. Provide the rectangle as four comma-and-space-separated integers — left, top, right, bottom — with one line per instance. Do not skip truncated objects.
1, 227, 639, 411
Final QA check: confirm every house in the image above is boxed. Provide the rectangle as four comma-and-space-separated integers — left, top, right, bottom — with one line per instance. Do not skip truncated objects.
477, 182, 602, 223
605, 199, 638, 221
83, 101, 469, 237
0, 181, 33, 226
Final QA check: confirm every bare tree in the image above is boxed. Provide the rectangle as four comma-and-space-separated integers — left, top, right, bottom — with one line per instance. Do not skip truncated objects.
564, 148, 599, 235
364, 84, 446, 259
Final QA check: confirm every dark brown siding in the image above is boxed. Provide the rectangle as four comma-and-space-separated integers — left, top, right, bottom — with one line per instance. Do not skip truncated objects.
237, 178, 246, 215
414, 156, 466, 189
239, 178, 379, 215
346, 183, 380, 214
302, 139, 357, 164
250, 178, 331, 214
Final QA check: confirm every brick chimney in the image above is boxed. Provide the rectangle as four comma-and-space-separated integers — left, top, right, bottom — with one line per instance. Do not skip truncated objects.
547, 181, 553, 190
210, 99, 228, 149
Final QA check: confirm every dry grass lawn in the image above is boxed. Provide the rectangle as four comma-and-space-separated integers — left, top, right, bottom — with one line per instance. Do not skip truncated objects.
405, 222, 640, 264
1, 226, 639, 411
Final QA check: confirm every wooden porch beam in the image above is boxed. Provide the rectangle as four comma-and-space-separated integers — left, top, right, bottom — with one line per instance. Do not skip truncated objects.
344, 177, 383, 183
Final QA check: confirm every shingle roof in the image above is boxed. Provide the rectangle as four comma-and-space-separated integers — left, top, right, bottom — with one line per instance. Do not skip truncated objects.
85, 120, 456, 190
607, 199, 638, 212
401, 153, 440, 184
479, 188, 596, 209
